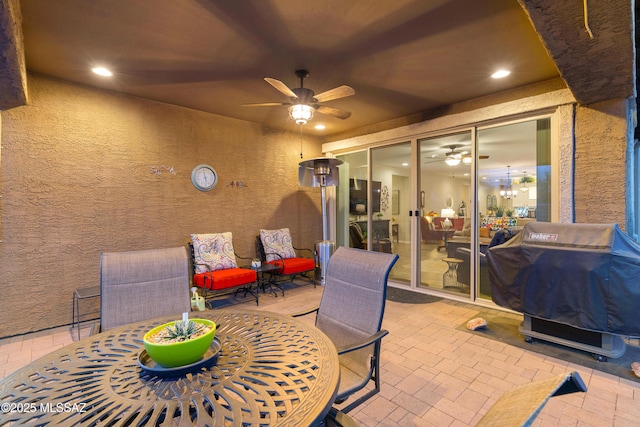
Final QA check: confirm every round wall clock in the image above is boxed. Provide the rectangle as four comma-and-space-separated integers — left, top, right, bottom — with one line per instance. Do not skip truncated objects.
191, 164, 218, 191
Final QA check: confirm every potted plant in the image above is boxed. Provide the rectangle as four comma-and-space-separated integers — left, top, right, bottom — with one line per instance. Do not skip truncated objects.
143, 317, 216, 368
519, 176, 535, 184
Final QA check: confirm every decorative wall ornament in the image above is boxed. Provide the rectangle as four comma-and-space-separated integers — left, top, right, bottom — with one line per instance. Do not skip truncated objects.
150, 165, 176, 176
227, 180, 248, 188
380, 185, 389, 212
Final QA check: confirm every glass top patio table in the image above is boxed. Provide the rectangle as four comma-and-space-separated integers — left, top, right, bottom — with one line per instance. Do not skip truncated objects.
0, 309, 340, 426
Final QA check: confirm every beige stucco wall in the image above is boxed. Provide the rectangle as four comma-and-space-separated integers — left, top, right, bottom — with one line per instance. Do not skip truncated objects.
574, 99, 629, 226
0, 74, 323, 338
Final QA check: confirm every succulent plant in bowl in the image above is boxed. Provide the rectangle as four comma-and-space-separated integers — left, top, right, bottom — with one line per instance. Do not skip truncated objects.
143, 318, 216, 368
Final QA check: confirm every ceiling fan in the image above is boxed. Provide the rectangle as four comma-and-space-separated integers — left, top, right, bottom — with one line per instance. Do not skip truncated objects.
424, 145, 488, 165
242, 69, 355, 123
424, 145, 466, 165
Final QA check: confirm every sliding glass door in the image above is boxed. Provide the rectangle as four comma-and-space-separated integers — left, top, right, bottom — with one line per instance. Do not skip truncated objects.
333, 115, 553, 304
371, 143, 411, 285
476, 119, 550, 300
418, 132, 472, 296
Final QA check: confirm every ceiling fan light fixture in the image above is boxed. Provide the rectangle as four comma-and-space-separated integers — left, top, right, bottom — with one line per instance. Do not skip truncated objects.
91, 66, 112, 77
289, 104, 314, 124
444, 157, 461, 166
491, 69, 511, 79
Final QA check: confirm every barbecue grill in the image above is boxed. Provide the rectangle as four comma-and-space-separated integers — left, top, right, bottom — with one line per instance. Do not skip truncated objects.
487, 222, 640, 359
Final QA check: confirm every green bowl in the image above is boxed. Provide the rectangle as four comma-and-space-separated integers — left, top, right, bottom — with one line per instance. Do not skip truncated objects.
143, 319, 216, 368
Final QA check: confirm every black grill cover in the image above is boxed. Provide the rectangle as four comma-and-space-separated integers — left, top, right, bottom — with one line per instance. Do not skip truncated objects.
487, 222, 640, 337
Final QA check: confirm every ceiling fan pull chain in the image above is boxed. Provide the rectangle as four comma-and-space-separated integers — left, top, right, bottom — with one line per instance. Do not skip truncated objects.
300, 124, 304, 158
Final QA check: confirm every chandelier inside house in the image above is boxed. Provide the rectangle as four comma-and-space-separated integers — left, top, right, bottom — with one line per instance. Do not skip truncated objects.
500, 166, 518, 199
520, 172, 530, 192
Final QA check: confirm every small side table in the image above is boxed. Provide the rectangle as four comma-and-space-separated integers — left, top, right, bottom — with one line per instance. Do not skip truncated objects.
72, 286, 101, 340
245, 263, 282, 297
442, 258, 464, 289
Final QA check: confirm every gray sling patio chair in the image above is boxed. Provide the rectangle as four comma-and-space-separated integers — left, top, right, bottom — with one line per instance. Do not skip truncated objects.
100, 246, 191, 331
294, 246, 399, 413
324, 408, 358, 427
477, 371, 587, 427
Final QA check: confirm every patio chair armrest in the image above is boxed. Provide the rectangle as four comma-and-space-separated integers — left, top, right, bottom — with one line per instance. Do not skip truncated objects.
263, 251, 285, 261
234, 252, 253, 262
290, 306, 319, 318
293, 246, 314, 257
336, 329, 389, 355
194, 262, 213, 272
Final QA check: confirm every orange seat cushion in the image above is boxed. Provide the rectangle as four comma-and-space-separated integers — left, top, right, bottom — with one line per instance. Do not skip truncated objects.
266, 257, 315, 275
193, 268, 257, 291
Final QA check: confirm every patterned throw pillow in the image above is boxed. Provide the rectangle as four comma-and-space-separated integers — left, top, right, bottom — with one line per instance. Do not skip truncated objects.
260, 228, 297, 262
191, 232, 237, 274
425, 215, 435, 230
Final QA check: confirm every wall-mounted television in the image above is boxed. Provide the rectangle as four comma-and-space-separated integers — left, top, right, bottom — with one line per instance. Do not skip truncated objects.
349, 179, 381, 214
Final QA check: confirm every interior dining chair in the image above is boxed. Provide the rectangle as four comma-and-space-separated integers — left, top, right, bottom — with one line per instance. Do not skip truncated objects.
294, 246, 399, 413
476, 371, 587, 427
348, 222, 365, 249
100, 246, 191, 331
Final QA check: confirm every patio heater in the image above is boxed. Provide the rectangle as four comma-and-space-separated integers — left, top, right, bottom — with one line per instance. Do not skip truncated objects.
298, 157, 343, 286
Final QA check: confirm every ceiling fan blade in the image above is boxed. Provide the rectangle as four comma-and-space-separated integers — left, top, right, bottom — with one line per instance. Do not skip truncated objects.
242, 102, 290, 107
313, 85, 355, 103
264, 78, 298, 99
316, 106, 352, 119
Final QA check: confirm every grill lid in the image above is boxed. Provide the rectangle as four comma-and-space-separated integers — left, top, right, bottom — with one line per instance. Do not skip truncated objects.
487, 222, 640, 337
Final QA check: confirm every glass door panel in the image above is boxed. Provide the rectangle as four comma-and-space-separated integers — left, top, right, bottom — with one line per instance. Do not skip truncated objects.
418, 132, 472, 296
336, 151, 367, 251
477, 118, 550, 300
371, 143, 411, 285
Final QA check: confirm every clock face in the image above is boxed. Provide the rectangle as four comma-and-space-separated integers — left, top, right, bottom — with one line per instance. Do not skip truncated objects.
191, 164, 218, 191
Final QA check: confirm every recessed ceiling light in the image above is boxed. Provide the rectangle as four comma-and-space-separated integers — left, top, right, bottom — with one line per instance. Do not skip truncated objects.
314, 124, 326, 130
402, 162, 409, 166
92, 67, 112, 77
491, 69, 511, 79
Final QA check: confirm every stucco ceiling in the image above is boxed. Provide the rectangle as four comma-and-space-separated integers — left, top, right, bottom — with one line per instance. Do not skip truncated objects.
3, 0, 636, 139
